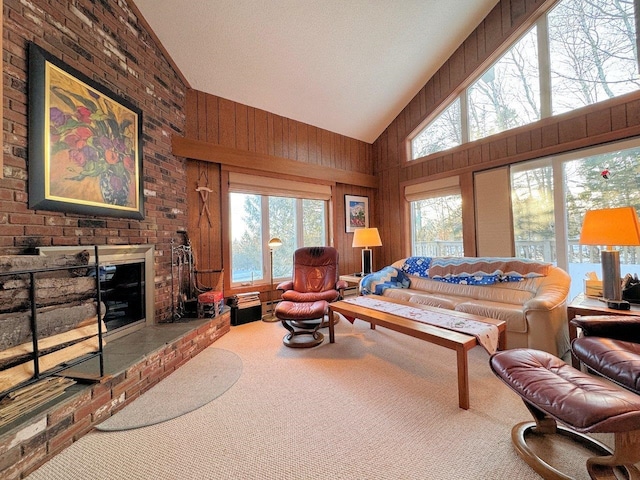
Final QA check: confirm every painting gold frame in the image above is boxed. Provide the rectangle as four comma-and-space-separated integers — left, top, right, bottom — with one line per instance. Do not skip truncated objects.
28, 43, 144, 219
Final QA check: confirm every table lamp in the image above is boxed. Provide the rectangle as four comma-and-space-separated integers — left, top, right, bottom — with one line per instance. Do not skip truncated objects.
352, 227, 382, 276
579, 206, 640, 309
262, 237, 282, 322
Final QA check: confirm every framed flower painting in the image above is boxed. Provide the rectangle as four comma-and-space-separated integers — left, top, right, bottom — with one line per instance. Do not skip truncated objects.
345, 195, 369, 233
28, 43, 144, 219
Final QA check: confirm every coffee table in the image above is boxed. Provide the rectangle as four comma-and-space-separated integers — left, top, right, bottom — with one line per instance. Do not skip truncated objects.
328, 296, 506, 409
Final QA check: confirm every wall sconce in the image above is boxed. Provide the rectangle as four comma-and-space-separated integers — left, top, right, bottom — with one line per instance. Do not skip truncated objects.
352, 227, 382, 276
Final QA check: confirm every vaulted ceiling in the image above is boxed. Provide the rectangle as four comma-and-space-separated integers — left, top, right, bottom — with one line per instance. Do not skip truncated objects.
132, 0, 499, 144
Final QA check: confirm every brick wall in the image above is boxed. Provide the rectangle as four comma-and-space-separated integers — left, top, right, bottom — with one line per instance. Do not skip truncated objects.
0, 313, 230, 480
2, 0, 188, 322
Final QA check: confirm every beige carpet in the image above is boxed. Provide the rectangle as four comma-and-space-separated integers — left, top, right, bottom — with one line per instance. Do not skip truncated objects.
96, 348, 242, 431
26, 318, 619, 479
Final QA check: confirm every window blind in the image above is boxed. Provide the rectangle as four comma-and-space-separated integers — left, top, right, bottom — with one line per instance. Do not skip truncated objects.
228, 172, 332, 200
404, 176, 460, 202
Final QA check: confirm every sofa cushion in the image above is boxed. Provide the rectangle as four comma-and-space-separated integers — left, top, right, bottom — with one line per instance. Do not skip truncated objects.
405, 275, 536, 305
407, 293, 466, 310
455, 300, 527, 333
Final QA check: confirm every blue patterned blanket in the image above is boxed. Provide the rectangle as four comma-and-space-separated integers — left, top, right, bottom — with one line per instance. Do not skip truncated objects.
360, 266, 410, 295
401, 256, 551, 285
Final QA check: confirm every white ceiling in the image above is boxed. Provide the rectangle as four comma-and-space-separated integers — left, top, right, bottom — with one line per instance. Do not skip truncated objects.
132, 0, 499, 144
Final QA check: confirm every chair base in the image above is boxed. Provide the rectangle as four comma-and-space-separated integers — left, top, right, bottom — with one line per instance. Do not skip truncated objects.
512, 421, 640, 480
283, 330, 324, 348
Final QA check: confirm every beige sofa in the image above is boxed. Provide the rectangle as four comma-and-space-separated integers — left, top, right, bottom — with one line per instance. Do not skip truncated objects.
365, 258, 571, 357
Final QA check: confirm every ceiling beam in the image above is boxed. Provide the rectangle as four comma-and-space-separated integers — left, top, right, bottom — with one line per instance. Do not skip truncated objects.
172, 136, 378, 189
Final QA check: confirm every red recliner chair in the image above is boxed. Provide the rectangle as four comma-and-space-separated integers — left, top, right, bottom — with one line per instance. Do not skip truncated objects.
274, 246, 347, 348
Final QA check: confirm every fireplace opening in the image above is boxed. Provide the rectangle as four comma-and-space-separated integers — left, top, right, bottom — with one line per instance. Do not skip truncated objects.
38, 245, 155, 339
94, 262, 145, 332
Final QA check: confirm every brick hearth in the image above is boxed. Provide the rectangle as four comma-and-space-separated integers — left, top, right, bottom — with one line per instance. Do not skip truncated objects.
0, 312, 230, 480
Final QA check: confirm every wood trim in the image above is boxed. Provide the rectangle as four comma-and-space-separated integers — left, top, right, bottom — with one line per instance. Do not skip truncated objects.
127, 1, 190, 88
172, 135, 378, 188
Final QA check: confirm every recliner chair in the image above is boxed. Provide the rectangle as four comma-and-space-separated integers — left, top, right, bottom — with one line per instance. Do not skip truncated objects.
275, 246, 347, 348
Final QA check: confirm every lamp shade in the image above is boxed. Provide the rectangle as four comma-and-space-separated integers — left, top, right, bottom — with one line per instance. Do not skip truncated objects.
268, 237, 283, 248
352, 228, 382, 248
579, 207, 640, 247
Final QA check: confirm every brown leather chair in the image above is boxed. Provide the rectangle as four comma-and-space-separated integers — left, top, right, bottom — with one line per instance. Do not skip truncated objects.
275, 247, 347, 348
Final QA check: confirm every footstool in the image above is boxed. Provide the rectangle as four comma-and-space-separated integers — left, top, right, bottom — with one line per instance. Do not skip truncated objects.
197, 290, 224, 318
275, 300, 329, 348
490, 348, 640, 480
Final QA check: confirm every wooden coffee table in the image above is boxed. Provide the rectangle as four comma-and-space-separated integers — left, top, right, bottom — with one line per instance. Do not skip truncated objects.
328, 296, 506, 409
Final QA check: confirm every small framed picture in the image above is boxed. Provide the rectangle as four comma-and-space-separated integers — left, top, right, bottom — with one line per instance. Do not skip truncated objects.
345, 195, 369, 233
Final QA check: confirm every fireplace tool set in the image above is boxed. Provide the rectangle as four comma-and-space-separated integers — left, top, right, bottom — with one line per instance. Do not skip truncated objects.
171, 231, 222, 321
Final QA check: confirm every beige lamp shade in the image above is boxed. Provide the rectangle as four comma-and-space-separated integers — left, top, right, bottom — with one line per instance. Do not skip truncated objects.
579, 207, 640, 247
352, 228, 382, 248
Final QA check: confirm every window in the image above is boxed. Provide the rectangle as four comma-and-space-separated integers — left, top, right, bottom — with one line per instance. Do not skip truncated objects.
548, 0, 639, 115
228, 173, 330, 285
411, 99, 461, 159
510, 139, 640, 300
468, 27, 540, 141
405, 177, 463, 257
409, 0, 639, 159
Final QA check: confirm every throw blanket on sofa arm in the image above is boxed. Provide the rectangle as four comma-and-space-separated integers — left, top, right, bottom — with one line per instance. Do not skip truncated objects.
428, 257, 552, 285
400, 256, 551, 285
361, 266, 411, 295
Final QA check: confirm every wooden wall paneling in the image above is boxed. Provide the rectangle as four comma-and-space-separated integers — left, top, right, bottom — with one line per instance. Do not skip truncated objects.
185, 89, 198, 139
218, 97, 236, 148
197, 90, 208, 141
449, 45, 465, 90
267, 113, 275, 156
235, 103, 249, 151
296, 122, 308, 162
273, 114, 283, 158
288, 119, 297, 160
187, 160, 223, 290
501, 0, 513, 33
205, 94, 219, 144
464, 30, 479, 73
255, 108, 268, 155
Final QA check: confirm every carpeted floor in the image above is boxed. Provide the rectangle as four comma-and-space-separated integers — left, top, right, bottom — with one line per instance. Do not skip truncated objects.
25, 317, 619, 479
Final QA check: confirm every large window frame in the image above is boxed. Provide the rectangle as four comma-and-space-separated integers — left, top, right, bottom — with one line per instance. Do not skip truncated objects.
408, 0, 639, 161
510, 136, 640, 300
404, 177, 464, 257
226, 171, 332, 288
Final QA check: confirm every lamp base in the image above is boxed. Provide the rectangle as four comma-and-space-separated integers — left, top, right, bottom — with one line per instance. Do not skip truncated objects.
605, 299, 630, 310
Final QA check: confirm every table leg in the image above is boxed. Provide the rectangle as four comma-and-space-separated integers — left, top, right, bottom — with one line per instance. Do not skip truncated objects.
456, 346, 470, 410
329, 306, 335, 343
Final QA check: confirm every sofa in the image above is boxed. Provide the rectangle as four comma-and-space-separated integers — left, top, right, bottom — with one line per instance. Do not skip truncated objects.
360, 257, 571, 357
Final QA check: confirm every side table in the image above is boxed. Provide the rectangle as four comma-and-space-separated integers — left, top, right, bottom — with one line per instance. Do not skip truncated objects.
339, 274, 362, 297
567, 293, 640, 368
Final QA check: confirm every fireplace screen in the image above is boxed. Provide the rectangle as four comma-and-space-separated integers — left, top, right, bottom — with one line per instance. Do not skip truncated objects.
96, 262, 145, 332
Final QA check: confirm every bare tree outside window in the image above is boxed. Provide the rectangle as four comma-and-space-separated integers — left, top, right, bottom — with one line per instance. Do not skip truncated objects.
468, 27, 540, 141
411, 99, 461, 159
549, 0, 639, 114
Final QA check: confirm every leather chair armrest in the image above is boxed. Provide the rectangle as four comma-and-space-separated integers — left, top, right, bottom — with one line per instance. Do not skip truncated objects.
570, 315, 640, 342
336, 279, 348, 291
276, 280, 293, 292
